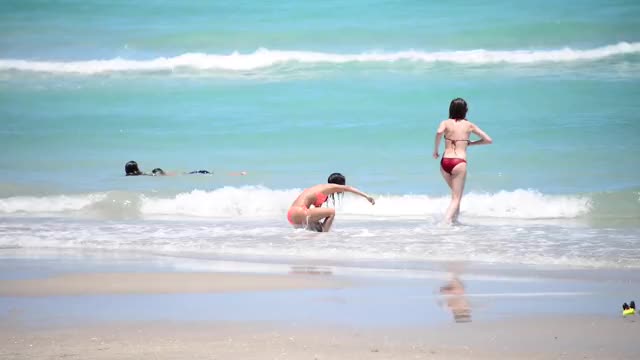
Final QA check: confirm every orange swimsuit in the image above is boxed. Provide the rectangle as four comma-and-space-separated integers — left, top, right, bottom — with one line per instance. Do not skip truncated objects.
287, 192, 328, 225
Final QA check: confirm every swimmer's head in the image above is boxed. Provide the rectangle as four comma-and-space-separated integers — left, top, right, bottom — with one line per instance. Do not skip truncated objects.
449, 98, 468, 120
327, 172, 346, 185
151, 168, 166, 176
125, 161, 142, 176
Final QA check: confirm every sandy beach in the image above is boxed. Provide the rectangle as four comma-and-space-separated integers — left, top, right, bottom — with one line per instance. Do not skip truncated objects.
2, 315, 638, 360
1, 253, 639, 359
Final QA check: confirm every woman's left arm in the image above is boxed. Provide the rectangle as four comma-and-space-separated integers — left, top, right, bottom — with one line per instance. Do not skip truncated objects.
468, 122, 493, 146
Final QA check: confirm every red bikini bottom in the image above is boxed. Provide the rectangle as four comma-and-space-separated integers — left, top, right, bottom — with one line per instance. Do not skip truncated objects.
440, 157, 467, 175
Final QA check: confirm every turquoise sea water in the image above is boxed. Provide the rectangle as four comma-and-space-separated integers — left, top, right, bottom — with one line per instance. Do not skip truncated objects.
1, 1, 639, 269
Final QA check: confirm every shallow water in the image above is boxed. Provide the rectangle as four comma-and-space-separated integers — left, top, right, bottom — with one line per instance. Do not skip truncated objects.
1, 1, 639, 270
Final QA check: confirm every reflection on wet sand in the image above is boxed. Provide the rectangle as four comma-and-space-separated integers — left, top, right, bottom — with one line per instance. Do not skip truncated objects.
289, 265, 333, 276
439, 273, 472, 323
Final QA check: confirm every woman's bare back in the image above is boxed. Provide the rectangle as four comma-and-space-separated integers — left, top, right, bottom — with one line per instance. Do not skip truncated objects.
291, 184, 331, 208
443, 119, 472, 159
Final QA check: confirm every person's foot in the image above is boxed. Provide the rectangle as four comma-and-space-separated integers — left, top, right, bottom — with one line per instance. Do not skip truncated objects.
631, 300, 636, 310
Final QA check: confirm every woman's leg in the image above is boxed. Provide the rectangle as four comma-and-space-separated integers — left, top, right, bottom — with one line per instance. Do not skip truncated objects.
306, 208, 336, 233
320, 212, 335, 232
440, 166, 453, 189
443, 163, 467, 224
440, 166, 453, 221
306, 221, 324, 232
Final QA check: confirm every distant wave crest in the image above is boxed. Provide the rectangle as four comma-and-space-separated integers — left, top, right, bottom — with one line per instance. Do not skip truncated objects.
0, 42, 638, 74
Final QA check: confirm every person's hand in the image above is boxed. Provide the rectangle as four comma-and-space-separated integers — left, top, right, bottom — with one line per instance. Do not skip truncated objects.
367, 196, 375, 205
433, 151, 439, 159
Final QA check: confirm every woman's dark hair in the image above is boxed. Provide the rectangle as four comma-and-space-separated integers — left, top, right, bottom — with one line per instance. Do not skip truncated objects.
449, 98, 468, 120
151, 168, 165, 176
125, 161, 142, 176
327, 172, 346, 185
327, 172, 346, 205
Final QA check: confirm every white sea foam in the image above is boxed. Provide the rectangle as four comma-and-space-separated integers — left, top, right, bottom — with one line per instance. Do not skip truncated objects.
1, 187, 636, 269
141, 187, 300, 218
1, 42, 638, 74
0, 193, 107, 213
0, 186, 591, 219
1, 215, 636, 269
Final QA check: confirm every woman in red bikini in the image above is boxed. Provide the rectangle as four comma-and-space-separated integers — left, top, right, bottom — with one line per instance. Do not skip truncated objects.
433, 98, 492, 224
287, 173, 375, 232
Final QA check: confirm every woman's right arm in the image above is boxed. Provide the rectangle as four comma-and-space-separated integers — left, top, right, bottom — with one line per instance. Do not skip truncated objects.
469, 122, 493, 146
433, 120, 446, 159
327, 185, 375, 205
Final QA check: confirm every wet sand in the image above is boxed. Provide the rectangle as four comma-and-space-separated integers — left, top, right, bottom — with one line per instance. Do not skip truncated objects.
1, 253, 638, 359
0, 272, 345, 296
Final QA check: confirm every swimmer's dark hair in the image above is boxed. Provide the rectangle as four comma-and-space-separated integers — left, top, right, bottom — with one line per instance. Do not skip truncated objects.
125, 161, 143, 176
449, 98, 468, 120
327, 172, 346, 206
151, 168, 165, 176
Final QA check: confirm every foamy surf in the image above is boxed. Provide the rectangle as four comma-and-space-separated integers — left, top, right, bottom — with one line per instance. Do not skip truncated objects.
0, 186, 592, 220
1, 215, 637, 269
1, 42, 638, 74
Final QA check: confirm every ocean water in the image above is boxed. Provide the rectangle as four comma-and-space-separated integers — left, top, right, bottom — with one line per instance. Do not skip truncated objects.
1, 0, 639, 270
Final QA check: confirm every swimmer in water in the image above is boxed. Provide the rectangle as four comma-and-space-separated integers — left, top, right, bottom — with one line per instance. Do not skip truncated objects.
125, 161, 145, 176
124, 161, 247, 176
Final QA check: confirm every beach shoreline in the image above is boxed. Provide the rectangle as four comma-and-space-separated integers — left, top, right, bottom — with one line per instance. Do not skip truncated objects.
1, 251, 639, 359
